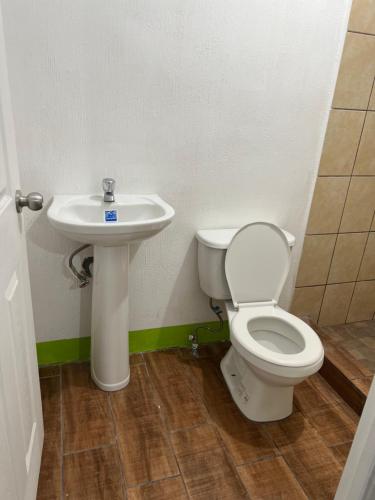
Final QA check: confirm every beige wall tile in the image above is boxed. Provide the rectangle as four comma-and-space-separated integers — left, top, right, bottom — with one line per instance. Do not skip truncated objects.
319, 110, 365, 175
307, 177, 350, 234
319, 283, 355, 326
340, 177, 375, 232
333, 33, 375, 109
353, 112, 375, 175
347, 280, 375, 322
349, 0, 375, 35
296, 235, 336, 287
328, 233, 367, 283
358, 233, 375, 280
290, 286, 325, 323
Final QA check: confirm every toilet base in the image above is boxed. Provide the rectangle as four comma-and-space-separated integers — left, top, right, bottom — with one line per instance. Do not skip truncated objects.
221, 346, 293, 422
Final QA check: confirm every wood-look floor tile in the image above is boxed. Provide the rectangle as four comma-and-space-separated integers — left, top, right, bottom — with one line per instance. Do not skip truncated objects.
211, 402, 275, 465
153, 379, 207, 431
145, 350, 189, 386
40, 376, 61, 437
130, 353, 144, 365
360, 336, 375, 352
337, 337, 368, 355
111, 363, 178, 486
324, 343, 372, 379
63, 446, 124, 499
37, 376, 61, 500
111, 364, 160, 421
353, 376, 373, 396
345, 320, 375, 338
238, 456, 308, 500
38, 340, 363, 500
127, 477, 188, 500
117, 414, 178, 486
178, 447, 247, 499
318, 325, 351, 344
187, 357, 232, 410
294, 374, 341, 415
308, 403, 359, 447
262, 412, 317, 449
280, 440, 342, 500
359, 357, 375, 373
62, 363, 114, 453
170, 423, 221, 457
39, 365, 60, 378
146, 350, 207, 430
330, 442, 352, 467
37, 447, 62, 500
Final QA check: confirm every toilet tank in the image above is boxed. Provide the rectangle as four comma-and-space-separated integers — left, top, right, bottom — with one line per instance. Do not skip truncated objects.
196, 226, 296, 300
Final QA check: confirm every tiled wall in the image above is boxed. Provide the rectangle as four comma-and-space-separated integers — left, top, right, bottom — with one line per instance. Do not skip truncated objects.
291, 0, 375, 326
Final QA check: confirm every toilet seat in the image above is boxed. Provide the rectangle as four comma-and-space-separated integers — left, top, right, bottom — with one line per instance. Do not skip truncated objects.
225, 222, 324, 379
230, 305, 324, 378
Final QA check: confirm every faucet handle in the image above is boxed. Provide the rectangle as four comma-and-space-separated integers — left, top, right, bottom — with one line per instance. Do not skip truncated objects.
102, 178, 115, 193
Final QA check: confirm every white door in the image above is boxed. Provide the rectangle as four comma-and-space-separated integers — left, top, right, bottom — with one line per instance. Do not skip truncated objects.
0, 4, 43, 500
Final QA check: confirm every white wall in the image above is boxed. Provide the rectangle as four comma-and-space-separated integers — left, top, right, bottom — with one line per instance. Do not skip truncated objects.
1, 0, 350, 342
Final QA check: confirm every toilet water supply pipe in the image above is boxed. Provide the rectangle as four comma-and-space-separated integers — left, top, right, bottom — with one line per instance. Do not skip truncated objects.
189, 298, 224, 356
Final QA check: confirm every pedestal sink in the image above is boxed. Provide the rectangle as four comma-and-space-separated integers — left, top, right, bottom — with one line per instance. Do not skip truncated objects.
47, 194, 175, 391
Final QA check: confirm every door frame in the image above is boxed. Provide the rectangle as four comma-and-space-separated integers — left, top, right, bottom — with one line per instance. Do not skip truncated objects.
335, 376, 375, 499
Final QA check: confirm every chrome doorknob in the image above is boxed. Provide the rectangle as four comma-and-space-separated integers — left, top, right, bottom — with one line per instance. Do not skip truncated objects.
15, 190, 43, 213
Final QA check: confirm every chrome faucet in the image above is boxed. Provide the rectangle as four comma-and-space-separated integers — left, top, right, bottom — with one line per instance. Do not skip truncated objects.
102, 178, 115, 202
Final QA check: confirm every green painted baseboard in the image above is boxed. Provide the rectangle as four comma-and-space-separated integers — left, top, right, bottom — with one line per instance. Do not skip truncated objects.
36, 320, 229, 365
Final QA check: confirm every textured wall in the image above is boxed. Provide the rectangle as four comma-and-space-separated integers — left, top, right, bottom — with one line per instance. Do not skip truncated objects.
292, 0, 375, 326
2, 0, 349, 341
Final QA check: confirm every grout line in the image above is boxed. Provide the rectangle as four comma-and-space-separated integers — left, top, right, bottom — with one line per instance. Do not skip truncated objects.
337, 179, 353, 233
296, 278, 375, 289
126, 474, 183, 492
366, 77, 375, 111
347, 29, 375, 37
316, 231, 339, 324
260, 421, 312, 498
332, 106, 367, 112
144, 353, 192, 500
307, 230, 375, 235
106, 392, 127, 498
181, 355, 251, 499
62, 441, 117, 457
319, 174, 375, 177
344, 209, 375, 323
349, 110, 369, 178
224, 450, 251, 499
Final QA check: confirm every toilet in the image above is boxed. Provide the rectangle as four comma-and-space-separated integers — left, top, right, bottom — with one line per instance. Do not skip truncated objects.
196, 221, 324, 422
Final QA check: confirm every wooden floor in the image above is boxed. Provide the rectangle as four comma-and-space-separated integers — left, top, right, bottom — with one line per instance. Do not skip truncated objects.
296, 317, 375, 414
319, 320, 375, 399
37, 342, 358, 500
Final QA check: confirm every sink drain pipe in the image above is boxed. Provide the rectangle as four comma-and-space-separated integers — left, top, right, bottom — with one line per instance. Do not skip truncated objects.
68, 244, 93, 288
189, 298, 224, 357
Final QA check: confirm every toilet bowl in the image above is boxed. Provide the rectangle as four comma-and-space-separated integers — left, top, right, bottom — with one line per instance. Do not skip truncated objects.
196, 221, 324, 422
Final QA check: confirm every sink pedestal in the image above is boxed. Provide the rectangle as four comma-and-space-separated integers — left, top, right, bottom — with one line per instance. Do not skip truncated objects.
91, 245, 130, 391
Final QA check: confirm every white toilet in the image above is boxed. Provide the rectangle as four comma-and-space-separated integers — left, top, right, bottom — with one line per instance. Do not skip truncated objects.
196, 221, 324, 422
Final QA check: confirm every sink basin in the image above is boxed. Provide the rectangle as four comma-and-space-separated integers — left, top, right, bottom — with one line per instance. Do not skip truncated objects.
47, 194, 175, 246
47, 192, 175, 392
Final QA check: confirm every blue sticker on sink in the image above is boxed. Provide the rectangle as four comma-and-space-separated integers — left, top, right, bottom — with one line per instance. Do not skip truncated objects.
105, 210, 117, 222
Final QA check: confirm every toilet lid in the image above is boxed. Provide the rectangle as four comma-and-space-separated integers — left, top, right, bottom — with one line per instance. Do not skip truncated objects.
225, 222, 291, 307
